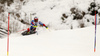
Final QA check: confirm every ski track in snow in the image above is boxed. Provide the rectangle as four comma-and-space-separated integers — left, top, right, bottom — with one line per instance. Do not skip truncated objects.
0, 25, 100, 56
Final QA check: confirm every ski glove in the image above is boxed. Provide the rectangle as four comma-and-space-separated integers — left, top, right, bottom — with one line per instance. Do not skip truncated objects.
45, 26, 48, 29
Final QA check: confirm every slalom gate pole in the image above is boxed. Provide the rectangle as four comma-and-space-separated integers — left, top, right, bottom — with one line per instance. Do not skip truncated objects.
94, 11, 97, 52
7, 13, 10, 56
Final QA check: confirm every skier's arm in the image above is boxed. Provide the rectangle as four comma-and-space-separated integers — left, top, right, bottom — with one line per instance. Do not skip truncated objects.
31, 20, 35, 25
39, 21, 48, 29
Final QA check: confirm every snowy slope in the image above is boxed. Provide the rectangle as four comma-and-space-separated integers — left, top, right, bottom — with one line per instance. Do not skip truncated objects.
0, 25, 100, 56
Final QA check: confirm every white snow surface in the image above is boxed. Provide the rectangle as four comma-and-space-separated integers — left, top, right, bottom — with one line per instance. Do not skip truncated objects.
0, 25, 100, 56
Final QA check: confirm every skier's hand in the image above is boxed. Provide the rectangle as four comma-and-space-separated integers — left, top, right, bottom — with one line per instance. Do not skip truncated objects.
45, 26, 48, 29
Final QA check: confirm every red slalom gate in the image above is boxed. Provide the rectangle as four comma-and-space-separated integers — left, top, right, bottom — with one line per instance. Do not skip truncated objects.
7, 13, 10, 56
94, 11, 97, 52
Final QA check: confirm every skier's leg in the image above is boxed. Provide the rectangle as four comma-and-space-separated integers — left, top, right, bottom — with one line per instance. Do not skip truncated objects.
26, 26, 33, 34
22, 28, 30, 35
27, 28, 30, 34
30, 27, 36, 34
33, 28, 36, 32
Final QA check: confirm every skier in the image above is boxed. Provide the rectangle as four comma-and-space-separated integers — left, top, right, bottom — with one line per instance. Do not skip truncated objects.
26, 17, 48, 35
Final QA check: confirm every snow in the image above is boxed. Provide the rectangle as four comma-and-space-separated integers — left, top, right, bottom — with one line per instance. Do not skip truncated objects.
0, 0, 100, 56
0, 25, 100, 56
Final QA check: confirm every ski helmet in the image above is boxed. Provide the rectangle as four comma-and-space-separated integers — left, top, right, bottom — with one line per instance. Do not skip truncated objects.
34, 17, 38, 22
